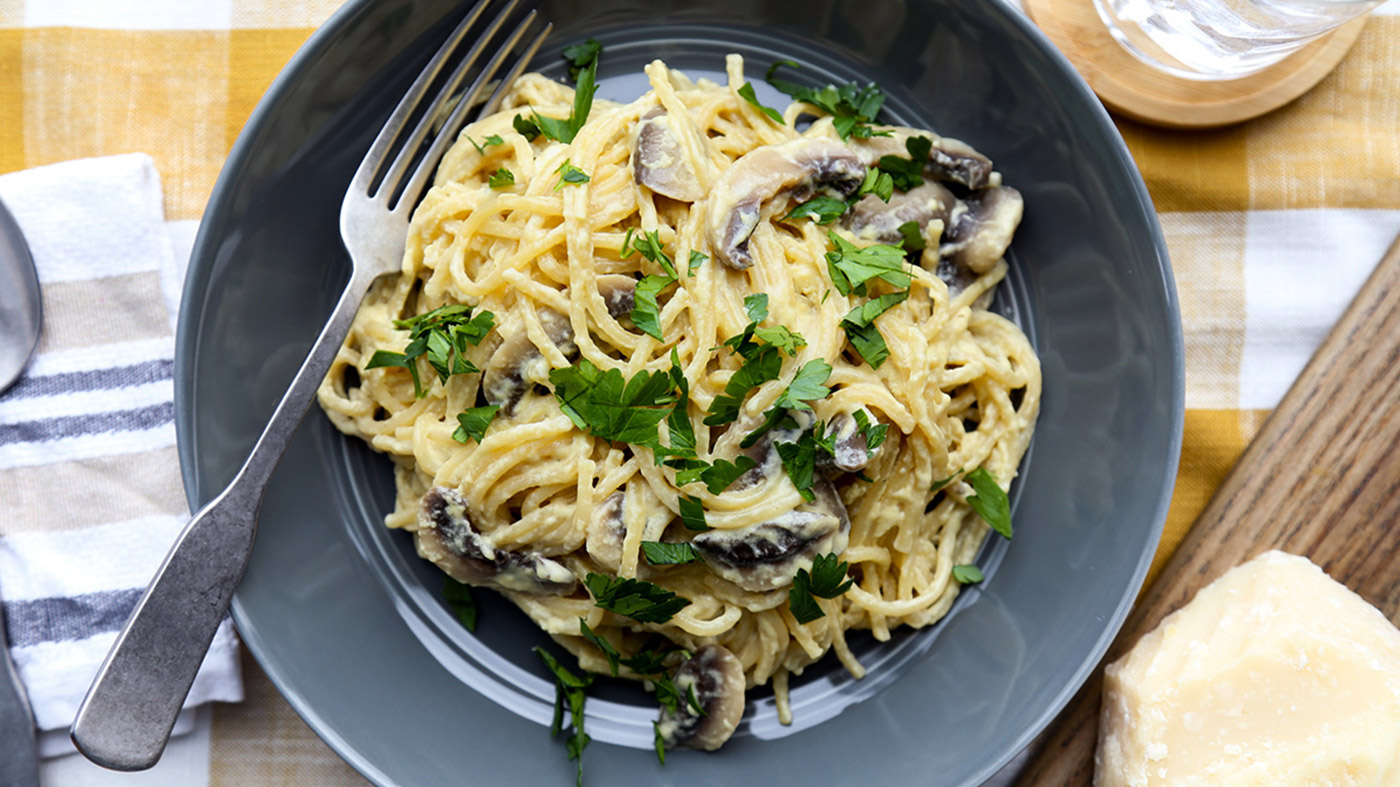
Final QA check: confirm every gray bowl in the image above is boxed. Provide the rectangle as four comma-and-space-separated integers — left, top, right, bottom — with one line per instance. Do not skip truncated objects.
176, 1, 1183, 784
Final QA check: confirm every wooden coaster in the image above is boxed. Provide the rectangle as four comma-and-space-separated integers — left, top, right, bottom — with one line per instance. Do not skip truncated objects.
1024, 0, 1367, 128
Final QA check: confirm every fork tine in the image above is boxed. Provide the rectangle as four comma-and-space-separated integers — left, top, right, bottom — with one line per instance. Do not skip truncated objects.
394, 14, 552, 213
351, 0, 492, 195
475, 17, 552, 120
378, 0, 525, 207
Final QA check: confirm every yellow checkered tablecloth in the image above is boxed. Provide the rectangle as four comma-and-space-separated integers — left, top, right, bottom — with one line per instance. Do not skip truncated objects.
1, 1, 1398, 784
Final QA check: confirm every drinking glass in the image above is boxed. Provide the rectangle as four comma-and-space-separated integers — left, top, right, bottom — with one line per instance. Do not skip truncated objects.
1093, 0, 1385, 80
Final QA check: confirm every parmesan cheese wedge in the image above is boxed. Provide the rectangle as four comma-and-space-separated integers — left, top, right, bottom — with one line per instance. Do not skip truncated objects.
1097, 550, 1400, 786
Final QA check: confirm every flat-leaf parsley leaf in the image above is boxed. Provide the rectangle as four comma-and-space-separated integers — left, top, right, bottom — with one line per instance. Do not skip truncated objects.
584, 572, 691, 623
788, 552, 855, 624
964, 467, 1012, 539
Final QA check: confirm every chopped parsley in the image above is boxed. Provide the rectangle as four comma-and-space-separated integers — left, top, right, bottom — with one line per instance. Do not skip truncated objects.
825, 232, 911, 296
549, 360, 677, 447
739, 360, 834, 449
578, 618, 619, 675
622, 234, 681, 341
779, 360, 833, 408
443, 576, 477, 632
487, 167, 515, 189
467, 134, 504, 155
452, 405, 499, 444
841, 290, 909, 369
662, 349, 697, 460
584, 572, 691, 623
719, 295, 806, 360
535, 646, 594, 787
877, 135, 933, 192
641, 541, 703, 565
788, 552, 855, 624
952, 564, 985, 584
856, 166, 894, 202
561, 38, 602, 80
704, 345, 783, 426
965, 467, 1012, 538
627, 229, 678, 278
678, 494, 709, 531
744, 293, 768, 323
737, 81, 784, 125
687, 250, 707, 276
513, 113, 541, 141
764, 60, 888, 141
897, 220, 926, 251
555, 159, 591, 189
654, 722, 667, 764
852, 409, 888, 452
670, 454, 759, 494
773, 424, 838, 501
929, 470, 962, 493
781, 195, 848, 225
631, 274, 673, 341
580, 621, 693, 722
530, 40, 601, 144
364, 304, 495, 398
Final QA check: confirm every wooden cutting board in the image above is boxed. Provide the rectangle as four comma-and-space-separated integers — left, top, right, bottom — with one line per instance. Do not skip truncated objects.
1016, 233, 1400, 784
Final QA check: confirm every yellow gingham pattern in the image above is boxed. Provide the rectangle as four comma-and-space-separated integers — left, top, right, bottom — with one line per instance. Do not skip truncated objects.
2, 1, 1398, 783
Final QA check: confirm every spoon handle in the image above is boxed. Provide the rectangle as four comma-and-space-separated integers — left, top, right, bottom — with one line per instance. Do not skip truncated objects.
69, 270, 374, 771
0, 599, 39, 787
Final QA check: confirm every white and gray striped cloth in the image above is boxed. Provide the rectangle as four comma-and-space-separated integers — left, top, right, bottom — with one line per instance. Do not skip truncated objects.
0, 154, 242, 757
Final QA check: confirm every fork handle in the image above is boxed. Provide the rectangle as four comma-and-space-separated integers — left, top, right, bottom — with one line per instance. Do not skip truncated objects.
70, 269, 378, 771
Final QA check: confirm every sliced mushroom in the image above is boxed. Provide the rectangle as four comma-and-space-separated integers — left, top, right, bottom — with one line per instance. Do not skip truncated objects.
708, 138, 865, 270
850, 127, 995, 191
481, 308, 575, 414
925, 136, 994, 191
728, 410, 811, 492
595, 274, 637, 321
656, 644, 746, 751
843, 181, 956, 245
417, 486, 577, 595
586, 489, 671, 574
934, 255, 980, 301
940, 186, 1023, 275
632, 109, 704, 202
816, 411, 875, 475
691, 478, 851, 592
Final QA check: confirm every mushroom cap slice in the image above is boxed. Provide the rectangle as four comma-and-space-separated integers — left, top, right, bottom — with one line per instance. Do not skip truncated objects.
816, 410, 877, 475
844, 181, 956, 245
849, 126, 995, 190
707, 138, 865, 270
691, 478, 851, 592
656, 644, 746, 751
585, 489, 669, 574
417, 486, 577, 595
595, 274, 637, 321
481, 308, 575, 415
941, 186, 1023, 275
631, 110, 704, 202
926, 136, 994, 191
934, 255, 981, 301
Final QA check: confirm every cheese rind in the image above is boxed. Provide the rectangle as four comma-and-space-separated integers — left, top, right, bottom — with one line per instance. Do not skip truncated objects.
1097, 550, 1400, 786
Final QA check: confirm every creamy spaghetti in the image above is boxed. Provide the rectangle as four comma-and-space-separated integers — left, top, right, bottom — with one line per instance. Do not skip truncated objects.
317, 53, 1040, 751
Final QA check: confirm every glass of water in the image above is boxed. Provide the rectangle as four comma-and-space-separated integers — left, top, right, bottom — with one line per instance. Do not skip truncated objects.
1093, 0, 1385, 80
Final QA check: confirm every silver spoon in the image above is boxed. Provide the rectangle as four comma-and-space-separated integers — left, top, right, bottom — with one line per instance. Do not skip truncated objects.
0, 195, 41, 393
0, 593, 40, 787
0, 194, 40, 786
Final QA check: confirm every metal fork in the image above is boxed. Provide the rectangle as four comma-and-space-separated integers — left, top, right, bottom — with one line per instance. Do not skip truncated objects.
70, 1, 551, 771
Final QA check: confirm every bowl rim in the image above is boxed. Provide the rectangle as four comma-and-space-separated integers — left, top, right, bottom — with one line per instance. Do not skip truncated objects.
176, 0, 1184, 783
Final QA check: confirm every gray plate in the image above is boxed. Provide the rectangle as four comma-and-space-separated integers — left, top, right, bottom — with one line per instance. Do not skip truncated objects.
176, 1, 1183, 785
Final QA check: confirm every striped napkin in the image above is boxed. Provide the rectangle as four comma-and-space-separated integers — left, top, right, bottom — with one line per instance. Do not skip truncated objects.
0, 153, 242, 758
